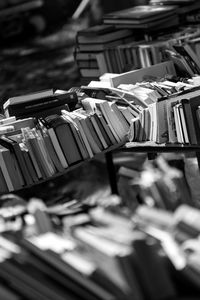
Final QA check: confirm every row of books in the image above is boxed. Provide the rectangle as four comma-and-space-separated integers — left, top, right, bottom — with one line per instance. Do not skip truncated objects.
74, 19, 200, 82
0, 90, 131, 192
74, 24, 135, 80
127, 83, 200, 144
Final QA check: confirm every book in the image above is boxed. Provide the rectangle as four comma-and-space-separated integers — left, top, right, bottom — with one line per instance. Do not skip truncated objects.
0, 166, 9, 193
107, 14, 179, 30
79, 68, 101, 78
77, 26, 133, 44
61, 114, 89, 160
3, 91, 78, 118
3, 89, 54, 108
1, 117, 36, 132
0, 136, 33, 186
178, 103, 190, 144
109, 102, 130, 134
103, 5, 177, 24
45, 127, 69, 169
184, 95, 200, 144
77, 38, 132, 53
173, 104, 184, 143
109, 61, 176, 88
26, 135, 50, 179
77, 24, 116, 37
21, 148, 39, 183
44, 116, 82, 166
0, 147, 22, 191
156, 100, 168, 144
98, 115, 116, 146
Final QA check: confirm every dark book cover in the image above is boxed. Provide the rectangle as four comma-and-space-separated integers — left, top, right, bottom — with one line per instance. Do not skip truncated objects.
103, 5, 177, 23
44, 116, 82, 165
181, 98, 197, 144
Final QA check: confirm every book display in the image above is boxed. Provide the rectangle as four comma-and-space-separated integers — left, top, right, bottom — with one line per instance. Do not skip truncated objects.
3, 1, 200, 300
74, 1, 200, 82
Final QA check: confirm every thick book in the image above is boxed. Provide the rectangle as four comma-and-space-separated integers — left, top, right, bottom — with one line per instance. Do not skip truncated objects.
103, 5, 177, 24
21, 149, 39, 183
77, 26, 133, 44
0, 147, 22, 191
0, 136, 33, 186
155, 100, 168, 144
184, 94, 200, 144
3, 91, 78, 118
44, 116, 82, 165
61, 112, 90, 160
46, 127, 69, 169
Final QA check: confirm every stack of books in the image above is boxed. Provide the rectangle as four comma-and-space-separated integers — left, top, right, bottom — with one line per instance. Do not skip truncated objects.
74, 24, 134, 81
74, 20, 200, 82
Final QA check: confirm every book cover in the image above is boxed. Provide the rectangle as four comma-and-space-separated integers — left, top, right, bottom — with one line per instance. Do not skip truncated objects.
0, 147, 21, 191
46, 127, 69, 169
0, 136, 33, 186
45, 116, 82, 166
103, 5, 177, 22
62, 114, 89, 160
77, 27, 133, 44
